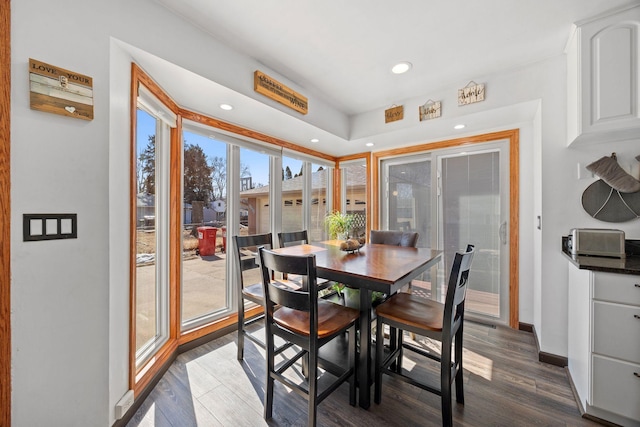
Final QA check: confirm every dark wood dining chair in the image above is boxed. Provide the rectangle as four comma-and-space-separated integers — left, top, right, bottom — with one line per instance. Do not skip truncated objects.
277, 229, 310, 247
374, 244, 475, 427
278, 230, 330, 290
233, 233, 295, 360
369, 229, 419, 298
370, 229, 419, 248
258, 247, 359, 427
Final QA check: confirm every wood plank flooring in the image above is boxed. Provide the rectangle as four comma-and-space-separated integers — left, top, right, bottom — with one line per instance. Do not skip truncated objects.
126, 321, 600, 427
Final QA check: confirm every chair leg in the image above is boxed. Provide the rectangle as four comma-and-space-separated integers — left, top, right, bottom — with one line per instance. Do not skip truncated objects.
374, 316, 384, 404
349, 324, 357, 406
396, 329, 404, 373
389, 325, 397, 371
237, 301, 245, 360
308, 347, 318, 427
455, 327, 464, 404
302, 352, 309, 379
264, 329, 274, 420
441, 341, 453, 427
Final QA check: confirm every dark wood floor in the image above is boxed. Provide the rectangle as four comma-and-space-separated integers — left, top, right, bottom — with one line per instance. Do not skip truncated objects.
126, 321, 600, 427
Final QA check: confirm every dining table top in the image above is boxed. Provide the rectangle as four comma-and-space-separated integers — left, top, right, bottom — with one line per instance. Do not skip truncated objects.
272, 240, 443, 293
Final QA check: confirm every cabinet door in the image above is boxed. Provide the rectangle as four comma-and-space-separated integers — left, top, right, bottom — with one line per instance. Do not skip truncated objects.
570, 4, 640, 144
593, 272, 640, 306
592, 355, 640, 422
593, 301, 640, 363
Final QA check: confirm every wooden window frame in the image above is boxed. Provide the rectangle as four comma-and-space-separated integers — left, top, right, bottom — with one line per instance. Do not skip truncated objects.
1, 1, 10, 425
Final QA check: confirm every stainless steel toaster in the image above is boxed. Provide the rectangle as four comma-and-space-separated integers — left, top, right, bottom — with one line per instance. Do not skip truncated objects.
568, 228, 625, 258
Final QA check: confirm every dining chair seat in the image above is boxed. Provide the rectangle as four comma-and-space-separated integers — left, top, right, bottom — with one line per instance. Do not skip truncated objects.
242, 279, 303, 302
374, 293, 444, 331
241, 282, 264, 302
274, 299, 360, 338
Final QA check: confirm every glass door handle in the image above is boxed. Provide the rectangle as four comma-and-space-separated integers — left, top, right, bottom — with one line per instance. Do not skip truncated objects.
499, 221, 507, 245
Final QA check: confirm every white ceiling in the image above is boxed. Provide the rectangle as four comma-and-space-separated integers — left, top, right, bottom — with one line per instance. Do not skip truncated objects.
132, 0, 634, 156
156, 0, 631, 115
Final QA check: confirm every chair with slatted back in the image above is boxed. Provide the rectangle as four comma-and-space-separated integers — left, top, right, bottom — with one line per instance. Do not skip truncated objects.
234, 233, 295, 360
259, 247, 359, 427
278, 230, 330, 290
370, 229, 419, 248
278, 229, 310, 248
374, 244, 475, 427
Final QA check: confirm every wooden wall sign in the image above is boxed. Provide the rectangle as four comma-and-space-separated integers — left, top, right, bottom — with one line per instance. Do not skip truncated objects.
385, 105, 404, 123
457, 81, 485, 106
29, 58, 94, 120
254, 70, 308, 115
419, 100, 441, 121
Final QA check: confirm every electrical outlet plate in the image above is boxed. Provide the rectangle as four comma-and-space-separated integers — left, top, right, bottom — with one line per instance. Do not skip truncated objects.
115, 390, 134, 420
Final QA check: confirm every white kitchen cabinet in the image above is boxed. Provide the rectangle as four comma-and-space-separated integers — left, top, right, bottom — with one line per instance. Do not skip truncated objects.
567, 3, 640, 145
567, 265, 640, 427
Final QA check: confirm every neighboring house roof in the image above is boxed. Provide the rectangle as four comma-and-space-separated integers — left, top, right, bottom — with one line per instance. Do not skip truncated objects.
240, 166, 367, 197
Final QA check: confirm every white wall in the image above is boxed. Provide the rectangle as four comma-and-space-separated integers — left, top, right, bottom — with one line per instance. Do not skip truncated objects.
11, 1, 640, 426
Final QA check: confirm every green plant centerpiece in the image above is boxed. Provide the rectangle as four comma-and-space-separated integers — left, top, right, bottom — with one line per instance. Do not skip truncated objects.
324, 210, 355, 240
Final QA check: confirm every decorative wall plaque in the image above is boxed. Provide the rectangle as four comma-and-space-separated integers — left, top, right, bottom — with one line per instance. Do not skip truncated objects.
457, 81, 485, 106
385, 105, 404, 123
419, 100, 442, 121
254, 70, 308, 114
29, 58, 94, 120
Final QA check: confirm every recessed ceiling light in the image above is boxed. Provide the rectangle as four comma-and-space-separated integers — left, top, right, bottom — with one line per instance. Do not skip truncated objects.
220, 104, 233, 111
310, 138, 319, 143
454, 124, 466, 130
366, 142, 374, 147
391, 62, 412, 74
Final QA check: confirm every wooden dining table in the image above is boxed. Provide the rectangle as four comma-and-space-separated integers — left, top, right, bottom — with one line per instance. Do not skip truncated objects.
272, 240, 442, 409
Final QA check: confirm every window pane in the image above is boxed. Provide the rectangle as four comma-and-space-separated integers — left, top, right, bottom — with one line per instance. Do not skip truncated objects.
310, 164, 328, 241
384, 157, 433, 300
181, 131, 228, 326
239, 148, 271, 295
282, 156, 304, 232
388, 160, 431, 248
240, 148, 270, 235
135, 108, 158, 354
441, 151, 501, 317
343, 163, 367, 238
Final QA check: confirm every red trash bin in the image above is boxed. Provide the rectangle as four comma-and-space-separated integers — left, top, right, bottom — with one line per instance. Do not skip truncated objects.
197, 226, 217, 256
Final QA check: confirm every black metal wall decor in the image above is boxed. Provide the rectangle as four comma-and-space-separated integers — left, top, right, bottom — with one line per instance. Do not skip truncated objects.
582, 153, 640, 222
582, 180, 640, 222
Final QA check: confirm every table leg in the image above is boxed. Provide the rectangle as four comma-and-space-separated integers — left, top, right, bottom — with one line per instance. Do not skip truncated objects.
358, 288, 371, 409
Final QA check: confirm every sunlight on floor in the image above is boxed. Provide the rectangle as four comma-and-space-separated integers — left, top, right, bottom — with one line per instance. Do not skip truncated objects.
405, 335, 494, 381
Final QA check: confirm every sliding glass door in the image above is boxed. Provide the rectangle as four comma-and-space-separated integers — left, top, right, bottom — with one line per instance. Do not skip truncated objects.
380, 139, 510, 324
436, 141, 509, 323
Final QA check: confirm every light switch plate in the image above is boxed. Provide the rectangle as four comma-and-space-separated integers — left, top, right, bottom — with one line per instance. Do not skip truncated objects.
23, 214, 77, 241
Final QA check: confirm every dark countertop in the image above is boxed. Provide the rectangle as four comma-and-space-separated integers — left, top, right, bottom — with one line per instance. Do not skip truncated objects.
562, 237, 640, 275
